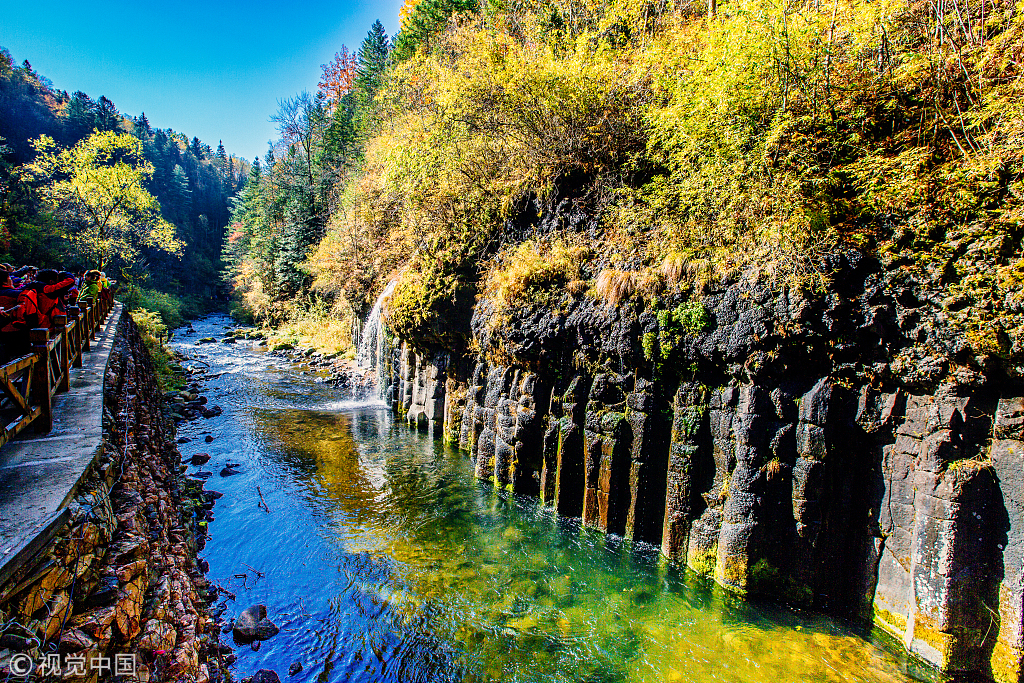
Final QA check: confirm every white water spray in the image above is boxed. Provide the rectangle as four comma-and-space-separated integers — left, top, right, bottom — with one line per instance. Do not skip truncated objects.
356, 280, 397, 399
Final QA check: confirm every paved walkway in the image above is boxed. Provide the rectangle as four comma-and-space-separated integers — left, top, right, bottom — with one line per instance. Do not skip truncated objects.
0, 303, 122, 586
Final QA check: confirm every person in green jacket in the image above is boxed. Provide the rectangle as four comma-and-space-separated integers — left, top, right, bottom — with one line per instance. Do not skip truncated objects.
81, 270, 102, 302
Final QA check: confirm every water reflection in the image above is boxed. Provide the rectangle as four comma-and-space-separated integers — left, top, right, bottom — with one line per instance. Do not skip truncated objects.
173, 317, 941, 683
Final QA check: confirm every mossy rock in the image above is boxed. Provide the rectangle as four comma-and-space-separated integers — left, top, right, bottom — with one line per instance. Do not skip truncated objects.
272, 343, 295, 351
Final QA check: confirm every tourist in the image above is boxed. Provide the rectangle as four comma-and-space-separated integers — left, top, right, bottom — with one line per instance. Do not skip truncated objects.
31, 270, 77, 330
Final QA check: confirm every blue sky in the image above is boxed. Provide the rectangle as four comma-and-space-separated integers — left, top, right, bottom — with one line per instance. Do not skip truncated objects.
1, 0, 405, 162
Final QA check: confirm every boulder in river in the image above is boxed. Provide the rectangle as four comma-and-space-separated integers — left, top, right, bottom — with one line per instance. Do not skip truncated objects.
191, 453, 211, 466
288, 662, 302, 676
233, 605, 279, 644
252, 670, 281, 683
220, 465, 240, 477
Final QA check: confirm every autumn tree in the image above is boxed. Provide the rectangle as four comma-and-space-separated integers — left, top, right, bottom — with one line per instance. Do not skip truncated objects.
318, 47, 358, 107
24, 130, 181, 270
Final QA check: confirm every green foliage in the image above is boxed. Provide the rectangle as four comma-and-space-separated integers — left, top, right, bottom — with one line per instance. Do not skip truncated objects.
231, 0, 1024, 372
123, 287, 186, 329
386, 252, 476, 349
130, 308, 184, 391
356, 20, 391, 101
654, 300, 710, 359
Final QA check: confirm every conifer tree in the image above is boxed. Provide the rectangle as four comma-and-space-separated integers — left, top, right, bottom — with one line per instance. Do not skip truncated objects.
356, 20, 390, 100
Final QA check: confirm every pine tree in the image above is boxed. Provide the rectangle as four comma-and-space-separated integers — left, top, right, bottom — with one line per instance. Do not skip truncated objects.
137, 111, 150, 134
356, 20, 390, 100
191, 136, 204, 159
216, 140, 227, 163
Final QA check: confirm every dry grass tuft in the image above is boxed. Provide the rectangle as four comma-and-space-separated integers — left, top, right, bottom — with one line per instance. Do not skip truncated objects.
566, 279, 590, 296
660, 252, 688, 284
595, 269, 640, 306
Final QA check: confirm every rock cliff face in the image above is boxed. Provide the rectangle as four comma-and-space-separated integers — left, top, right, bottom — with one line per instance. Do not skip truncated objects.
0, 315, 228, 682
383, 250, 1024, 682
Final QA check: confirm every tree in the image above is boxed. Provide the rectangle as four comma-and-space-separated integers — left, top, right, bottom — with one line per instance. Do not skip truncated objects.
392, 0, 479, 61
216, 140, 227, 164
24, 130, 181, 270
319, 46, 358, 106
356, 21, 390, 100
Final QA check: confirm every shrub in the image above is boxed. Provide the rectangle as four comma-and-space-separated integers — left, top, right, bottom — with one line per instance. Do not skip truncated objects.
484, 238, 591, 311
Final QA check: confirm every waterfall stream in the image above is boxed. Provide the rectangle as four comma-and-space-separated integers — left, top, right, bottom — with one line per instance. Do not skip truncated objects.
356, 280, 396, 399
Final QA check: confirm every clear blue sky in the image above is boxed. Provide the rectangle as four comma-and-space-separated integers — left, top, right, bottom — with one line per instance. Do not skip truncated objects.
1, 0, 405, 162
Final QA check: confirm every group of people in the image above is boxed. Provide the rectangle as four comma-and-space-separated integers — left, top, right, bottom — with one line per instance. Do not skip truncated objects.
0, 265, 113, 359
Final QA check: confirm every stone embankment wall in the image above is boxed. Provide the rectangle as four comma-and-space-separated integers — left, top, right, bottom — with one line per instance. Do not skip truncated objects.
382, 253, 1024, 683
0, 315, 227, 682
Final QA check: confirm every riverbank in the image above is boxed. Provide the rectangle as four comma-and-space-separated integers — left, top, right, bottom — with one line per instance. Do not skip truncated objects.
0, 313, 231, 682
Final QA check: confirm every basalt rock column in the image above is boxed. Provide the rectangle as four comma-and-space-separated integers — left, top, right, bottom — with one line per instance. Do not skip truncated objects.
554, 376, 589, 517
582, 373, 633, 534
539, 388, 561, 505
873, 390, 1002, 673
662, 382, 709, 562
624, 378, 668, 543
509, 372, 546, 496
475, 366, 514, 481
685, 387, 737, 576
715, 385, 773, 592
990, 396, 1024, 683
459, 362, 488, 457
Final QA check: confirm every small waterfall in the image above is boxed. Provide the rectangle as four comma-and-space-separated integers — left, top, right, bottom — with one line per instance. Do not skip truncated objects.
356, 280, 397, 399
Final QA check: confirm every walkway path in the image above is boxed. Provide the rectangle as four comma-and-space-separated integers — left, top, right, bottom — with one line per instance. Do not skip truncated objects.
0, 303, 123, 586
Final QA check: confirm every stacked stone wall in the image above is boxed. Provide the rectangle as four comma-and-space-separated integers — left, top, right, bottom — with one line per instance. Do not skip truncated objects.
0, 314, 227, 683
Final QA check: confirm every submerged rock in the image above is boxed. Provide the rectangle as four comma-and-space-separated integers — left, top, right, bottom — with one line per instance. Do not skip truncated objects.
252, 670, 281, 683
232, 605, 279, 644
288, 662, 302, 676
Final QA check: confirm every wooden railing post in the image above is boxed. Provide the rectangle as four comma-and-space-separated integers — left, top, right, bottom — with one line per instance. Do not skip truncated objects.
82, 297, 95, 345
68, 306, 82, 367
30, 328, 52, 433
53, 314, 69, 394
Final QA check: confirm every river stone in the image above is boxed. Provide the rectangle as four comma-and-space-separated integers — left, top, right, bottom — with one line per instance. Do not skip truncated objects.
191, 453, 211, 466
288, 662, 302, 676
233, 605, 279, 644
252, 671, 281, 683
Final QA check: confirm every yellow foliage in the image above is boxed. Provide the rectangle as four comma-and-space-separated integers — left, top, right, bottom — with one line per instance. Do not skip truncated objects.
484, 237, 592, 312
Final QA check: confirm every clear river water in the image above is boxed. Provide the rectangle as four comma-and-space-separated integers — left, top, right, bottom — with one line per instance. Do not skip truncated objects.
170, 315, 942, 683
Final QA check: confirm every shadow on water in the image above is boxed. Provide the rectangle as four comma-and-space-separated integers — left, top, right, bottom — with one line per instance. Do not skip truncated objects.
172, 316, 943, 683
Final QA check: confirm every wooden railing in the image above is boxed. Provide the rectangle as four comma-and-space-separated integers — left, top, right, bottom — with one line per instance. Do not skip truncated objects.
0, 293, 115, 448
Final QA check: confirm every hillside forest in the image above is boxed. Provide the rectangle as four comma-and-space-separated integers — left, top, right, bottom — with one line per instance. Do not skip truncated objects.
221, 0, 1024, 379
0, 49, 243, 326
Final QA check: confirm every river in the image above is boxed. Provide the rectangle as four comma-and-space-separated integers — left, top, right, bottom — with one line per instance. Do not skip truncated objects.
170, 315, 940, 683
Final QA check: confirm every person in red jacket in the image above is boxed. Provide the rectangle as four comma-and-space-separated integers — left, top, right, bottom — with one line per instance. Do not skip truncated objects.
30, 270, 77, 331
0, 272, 37, 360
